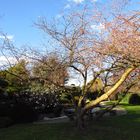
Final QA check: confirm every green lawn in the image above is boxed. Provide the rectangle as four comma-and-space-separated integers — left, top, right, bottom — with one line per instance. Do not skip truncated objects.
0, 105, 140, 140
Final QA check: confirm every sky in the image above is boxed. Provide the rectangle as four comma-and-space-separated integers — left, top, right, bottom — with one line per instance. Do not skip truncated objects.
0, 0, 99, 48
0, 0, 139, 48
0, 0, 65, 47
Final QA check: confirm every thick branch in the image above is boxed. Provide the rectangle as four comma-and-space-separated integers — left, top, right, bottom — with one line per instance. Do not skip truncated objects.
83, 66, 136, 112
96, 81, 136, 120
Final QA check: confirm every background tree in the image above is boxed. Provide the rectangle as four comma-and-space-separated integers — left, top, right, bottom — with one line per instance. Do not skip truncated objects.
30, 53, 69, 92
86, 78, 104, 100
0, 59, 30, 93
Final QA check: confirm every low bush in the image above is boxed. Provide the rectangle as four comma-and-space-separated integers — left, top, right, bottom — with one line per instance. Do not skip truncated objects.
129, 93, 140, 105
53, 105, 63, 117
0, 91, 64, 122
10, 102, 38, 123
0, 99, 38, 124
0, 117, 13, 128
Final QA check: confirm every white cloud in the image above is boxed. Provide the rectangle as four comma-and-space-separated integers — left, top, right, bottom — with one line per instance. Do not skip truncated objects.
0, 55, 31, 68
91, 23, 105, 31
64, 4, 71, 9
66, 79, 81, 86
68, 0, 97, 4
0, 56, 17, 67
0, 35, 14, 41
69, 0, 85, 4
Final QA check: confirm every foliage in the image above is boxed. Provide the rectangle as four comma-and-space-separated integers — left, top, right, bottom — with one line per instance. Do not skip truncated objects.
0, 89, 65, 122
0, 117, 13, 128
0, 93, 38, 123
10, 102, 38, 123
129, 94, 140, 105
31, 54, 69, 91
0, 78, 8, 88
0, 60, 30, 94
86, 79, 104, 100
59, 86, 81, 105
0, 78, 8, 94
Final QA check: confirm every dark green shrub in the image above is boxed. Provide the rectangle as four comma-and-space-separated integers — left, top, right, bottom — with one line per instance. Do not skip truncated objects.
129, 94, 140, 105
0, 90, 64, 120
0, 117, 13, 128
0, 78, 8, 88
86, 91, 99, 100
10, 102, 38, 123
53, 105, 63, 117
0, 101, 38, 123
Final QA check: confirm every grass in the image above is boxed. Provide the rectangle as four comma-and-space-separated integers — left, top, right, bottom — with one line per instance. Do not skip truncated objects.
0, 104, 140, 140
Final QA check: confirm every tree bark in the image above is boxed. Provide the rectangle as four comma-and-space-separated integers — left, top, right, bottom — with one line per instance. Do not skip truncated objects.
76, 107, 85, 130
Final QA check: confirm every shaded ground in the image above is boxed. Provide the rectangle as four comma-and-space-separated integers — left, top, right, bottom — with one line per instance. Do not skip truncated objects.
34, 104, 127, 124
0, 105, 140, 140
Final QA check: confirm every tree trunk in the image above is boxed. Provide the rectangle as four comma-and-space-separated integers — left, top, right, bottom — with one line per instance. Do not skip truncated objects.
76, 107, 85, 130
75, 67, 135, 129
